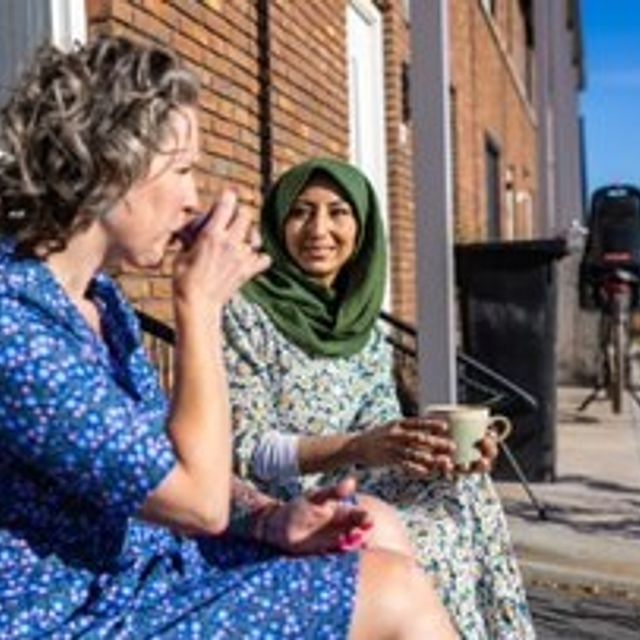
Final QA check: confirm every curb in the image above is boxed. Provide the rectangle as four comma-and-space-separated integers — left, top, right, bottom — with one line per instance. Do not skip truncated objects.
506, 516, 640, 604
519, 559, 640, 603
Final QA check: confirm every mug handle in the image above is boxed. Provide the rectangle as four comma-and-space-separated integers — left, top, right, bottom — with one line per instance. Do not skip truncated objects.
488, 415, 512, 442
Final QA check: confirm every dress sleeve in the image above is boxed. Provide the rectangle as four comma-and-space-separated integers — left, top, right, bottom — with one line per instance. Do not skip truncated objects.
350, 329, 403, 428
0, 300, 176, 520
223, 296, 287, 481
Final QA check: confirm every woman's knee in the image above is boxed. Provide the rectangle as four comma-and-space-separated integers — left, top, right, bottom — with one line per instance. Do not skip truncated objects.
357, 493, 415, 558
349, 549, 458, 640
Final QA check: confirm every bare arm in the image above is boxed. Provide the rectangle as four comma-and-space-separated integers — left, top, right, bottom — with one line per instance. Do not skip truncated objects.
297, 433, 360, 474
297, 337, 454, 478
226, 314, 453, 483
140, 190, 271, 535
297, 422, 454, 477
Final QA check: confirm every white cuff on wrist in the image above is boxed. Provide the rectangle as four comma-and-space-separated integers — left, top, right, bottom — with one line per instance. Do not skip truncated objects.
251, 431, 300, 481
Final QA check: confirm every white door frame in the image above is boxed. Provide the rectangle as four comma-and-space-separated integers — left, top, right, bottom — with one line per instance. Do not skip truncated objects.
50, 0, 87, 50
347, 0, 391, 307
0, 0, 86, 104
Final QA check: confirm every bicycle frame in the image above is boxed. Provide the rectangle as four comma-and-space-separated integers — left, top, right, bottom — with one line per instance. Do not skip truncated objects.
596, 274, 634, 414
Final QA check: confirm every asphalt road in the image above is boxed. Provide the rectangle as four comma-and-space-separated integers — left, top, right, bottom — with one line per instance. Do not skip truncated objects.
528, 585, 640, 639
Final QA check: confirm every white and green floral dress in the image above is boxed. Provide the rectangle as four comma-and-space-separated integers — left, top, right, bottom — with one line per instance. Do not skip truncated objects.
224, 294, 536, 640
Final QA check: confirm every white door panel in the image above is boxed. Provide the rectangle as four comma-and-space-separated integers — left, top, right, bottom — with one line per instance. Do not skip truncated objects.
347, 0, 391, 308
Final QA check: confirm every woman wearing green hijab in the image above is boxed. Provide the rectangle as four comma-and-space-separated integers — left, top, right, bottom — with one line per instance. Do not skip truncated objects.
243, 157, 387, 356
224, 158, 535, 639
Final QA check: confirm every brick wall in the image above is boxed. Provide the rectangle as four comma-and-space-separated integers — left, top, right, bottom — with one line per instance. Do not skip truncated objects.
269, 1, 349, 173
449, 0, 537, 243
85, 0, 417, 324
382, 2, 416, 322
86, 0, 264, 323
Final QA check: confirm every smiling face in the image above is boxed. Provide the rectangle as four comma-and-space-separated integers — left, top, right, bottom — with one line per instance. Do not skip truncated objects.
103, 106, 200, 269
283, 175, 359, 287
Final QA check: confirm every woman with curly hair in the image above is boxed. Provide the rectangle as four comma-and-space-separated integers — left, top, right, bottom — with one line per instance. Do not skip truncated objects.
0, 36, 456, 638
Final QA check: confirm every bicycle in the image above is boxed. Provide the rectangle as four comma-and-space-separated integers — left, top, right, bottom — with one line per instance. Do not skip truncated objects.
578, 184, 640, 414
579, 269, 640, 414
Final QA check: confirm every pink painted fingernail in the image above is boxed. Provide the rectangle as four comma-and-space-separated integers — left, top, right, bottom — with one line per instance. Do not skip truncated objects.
339, 539, 364, 552
347, 532, 363, 546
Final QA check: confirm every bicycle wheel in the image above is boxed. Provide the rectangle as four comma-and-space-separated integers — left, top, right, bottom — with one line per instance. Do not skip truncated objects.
610, 297, 627, 414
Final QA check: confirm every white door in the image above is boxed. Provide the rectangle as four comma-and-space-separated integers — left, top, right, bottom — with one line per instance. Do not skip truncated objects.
0, 0, 86, 104
347, 0, 391, 307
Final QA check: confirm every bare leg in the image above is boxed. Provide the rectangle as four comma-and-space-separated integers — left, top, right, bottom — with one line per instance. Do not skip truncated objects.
349, 549, 458, 640
357, 493, 415, 559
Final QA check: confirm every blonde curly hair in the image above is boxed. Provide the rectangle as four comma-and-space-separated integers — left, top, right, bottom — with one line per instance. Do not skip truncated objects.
0, 35, 199, 257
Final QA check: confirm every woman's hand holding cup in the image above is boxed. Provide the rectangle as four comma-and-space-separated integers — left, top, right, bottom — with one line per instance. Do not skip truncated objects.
395, 417, 457, 478
351, 418, 456, 478
469, 429, 501, 474
173, 189, 271, 318
425, 405, 512, 475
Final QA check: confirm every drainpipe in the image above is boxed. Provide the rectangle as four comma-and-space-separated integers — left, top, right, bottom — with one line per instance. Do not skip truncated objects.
409, 0, 457, 406
257, 0, 273, 198
535, 0, 554, 236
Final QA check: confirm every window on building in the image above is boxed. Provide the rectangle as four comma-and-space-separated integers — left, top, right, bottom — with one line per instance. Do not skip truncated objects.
0, 0, 86, 104
485, 136, 501, 240
521, 0, 535, 101
401, 61, 411, 124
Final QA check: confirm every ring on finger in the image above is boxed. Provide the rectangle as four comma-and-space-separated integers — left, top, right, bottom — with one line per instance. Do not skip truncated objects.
407, 447, 431, 463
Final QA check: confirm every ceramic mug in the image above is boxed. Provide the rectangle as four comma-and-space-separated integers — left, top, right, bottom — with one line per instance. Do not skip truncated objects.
425, 404, 512, 470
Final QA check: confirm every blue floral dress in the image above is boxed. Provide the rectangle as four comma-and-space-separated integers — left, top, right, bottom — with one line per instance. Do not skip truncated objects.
0, 243, 358, 639
224, 294, 536, 640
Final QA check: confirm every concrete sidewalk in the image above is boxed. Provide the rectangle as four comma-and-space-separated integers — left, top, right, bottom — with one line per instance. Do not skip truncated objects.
496, 386, 640, 601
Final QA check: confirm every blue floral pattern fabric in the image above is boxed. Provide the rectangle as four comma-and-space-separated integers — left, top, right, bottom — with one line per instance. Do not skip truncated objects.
224, 294, 536, 640
0, 242, 358, 639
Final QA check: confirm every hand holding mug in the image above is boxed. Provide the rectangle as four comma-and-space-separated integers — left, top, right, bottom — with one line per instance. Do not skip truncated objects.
469, 428, 502, 474
172, 189, 271, 314
425, 405, 512, 474
350, 418, 456, 478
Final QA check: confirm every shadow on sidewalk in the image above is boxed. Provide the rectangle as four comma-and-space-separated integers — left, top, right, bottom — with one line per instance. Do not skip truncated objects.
555, 474, 640, 495
556, 409, 602, 425
504, 473, 640, 538
508, 501, 640, 538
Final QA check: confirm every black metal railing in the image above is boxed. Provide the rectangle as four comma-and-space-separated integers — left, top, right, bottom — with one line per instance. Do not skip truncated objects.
378, 310, 538, 418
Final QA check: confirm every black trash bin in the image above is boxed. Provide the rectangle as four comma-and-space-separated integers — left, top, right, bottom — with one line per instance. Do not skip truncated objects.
455, 238, 568, 482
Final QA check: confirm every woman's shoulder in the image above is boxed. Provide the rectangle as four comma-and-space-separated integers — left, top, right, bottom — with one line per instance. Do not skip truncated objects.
362, 322, 394, 365
223, 293, 286, 362
225, 291, 266, 322
223, 295, 393, 367
224, 293, 276, 336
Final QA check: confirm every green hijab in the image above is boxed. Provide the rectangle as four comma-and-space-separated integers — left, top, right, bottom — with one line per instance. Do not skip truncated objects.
243, 158, 387, 357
